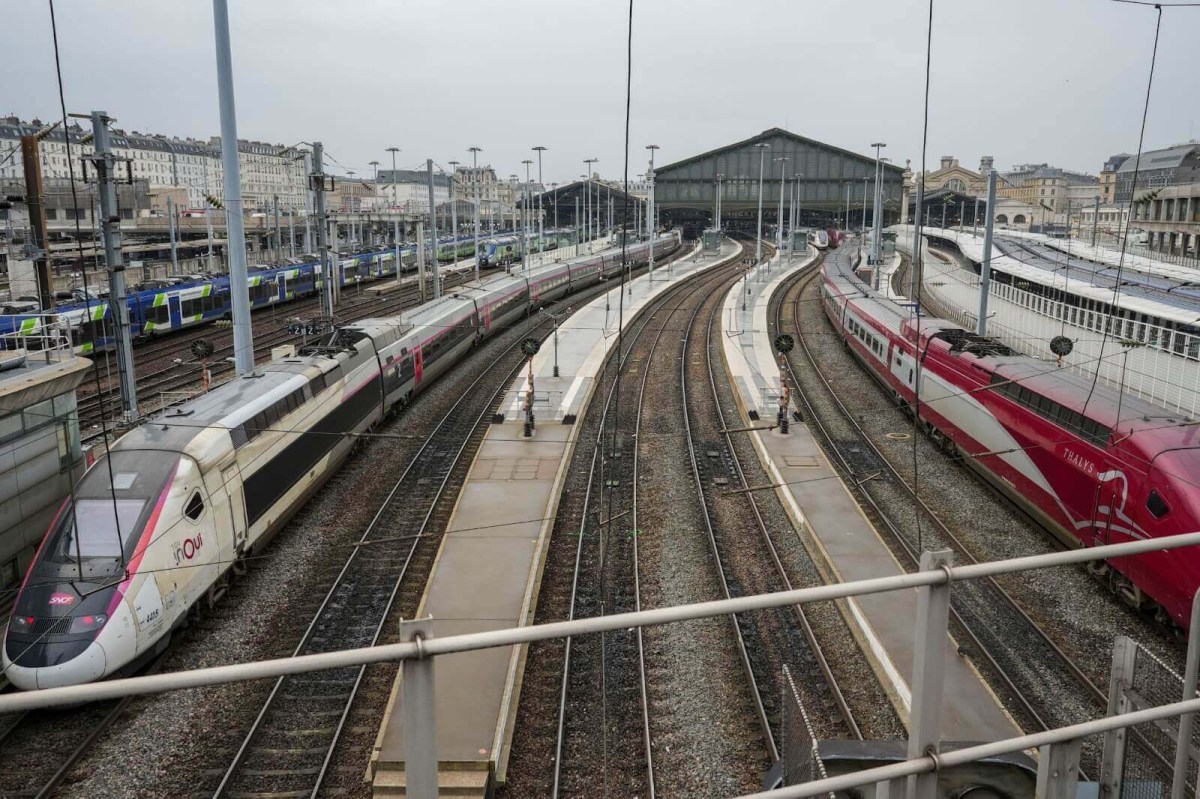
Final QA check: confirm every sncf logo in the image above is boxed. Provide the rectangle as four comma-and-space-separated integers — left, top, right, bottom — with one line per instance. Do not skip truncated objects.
173, 532, 204, 566
49, 593, 75, 606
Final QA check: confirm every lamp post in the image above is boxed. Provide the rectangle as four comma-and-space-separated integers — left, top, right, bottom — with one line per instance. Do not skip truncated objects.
844, 181, 851, 232
795, 172, 804, 237
521, 159, 533, 265
714, 173, 723, 232
870, 142, 886, 268
387, 146, 401, 283
540, 306, 569, 377
646, 144, 659, 269
774, 156, 790, 257
448, 160, 460, 268
551, 182, 558, 233
754, 142, 770, 263
533, 146, 547, 257
468, 146, 482, 280
584, 158, 599, 247
861, 176, 869, 238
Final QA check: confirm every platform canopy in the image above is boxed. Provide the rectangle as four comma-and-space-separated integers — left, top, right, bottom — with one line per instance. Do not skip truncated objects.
653, 128, 905, 226
532, 179, 645, 228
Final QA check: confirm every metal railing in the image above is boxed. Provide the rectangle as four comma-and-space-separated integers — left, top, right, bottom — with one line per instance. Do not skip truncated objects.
0, 313, 75, 358
915, 246, 1200, 417
2, 532, 1199, 799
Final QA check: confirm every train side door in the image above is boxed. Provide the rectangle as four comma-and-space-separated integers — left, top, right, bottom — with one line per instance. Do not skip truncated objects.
167, 294, 183, 330
890, 347, 915, 392
220, 464, 249, 551
1090, 470, 1119, 548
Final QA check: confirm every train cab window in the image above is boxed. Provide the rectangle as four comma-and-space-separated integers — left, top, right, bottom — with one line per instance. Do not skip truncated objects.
184, 492, 205, 521
1147, 490, 1170, 520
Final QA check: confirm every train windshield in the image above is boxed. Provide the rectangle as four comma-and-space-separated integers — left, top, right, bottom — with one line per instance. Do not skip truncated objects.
30, 450, 178, 580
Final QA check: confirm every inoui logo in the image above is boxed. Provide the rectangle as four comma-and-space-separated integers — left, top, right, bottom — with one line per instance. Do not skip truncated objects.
173, 532, 204, 566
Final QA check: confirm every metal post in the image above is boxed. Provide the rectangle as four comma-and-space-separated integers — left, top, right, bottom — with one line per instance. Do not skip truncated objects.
204, 157, 216, 272
168, 196, 179, 275
910, 178, 924, 300
1093, 196, 1101, 249
958, 200, 964, 231
906, 548, 953, 799
273, 194, 281, 264
861, 177, 869, 239
713, 173, 721, 231
940, 203, 946, 230
426, 159, 440, 298
973, 197, 980, 236
89, 111, 139, 421
646, 145, 658, 274
978, 170, 997, 336
870, 142, 886, 266
1102, 636, 1138, 798
312, 142, 333, 318
469, 146, 481, 282
575, 196, 580, 249
755, 142, 769, 263
448, 162, 459, 270
415, 221, 426, 301
303, 151, 313, 253
1170, 591, 1200, 799
534, 146, 547, 257
18, 135, 53, 312
287, 201, 295, 259
1036, 740, 1083, 799
845, 181, 851, 232
212, 0, 255, 376
775, 156, 789, 256
399, 618, 437, 799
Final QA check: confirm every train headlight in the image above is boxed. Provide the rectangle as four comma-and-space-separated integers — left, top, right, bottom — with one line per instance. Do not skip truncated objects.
10, 615, 35, 632
68, 614, 108, 633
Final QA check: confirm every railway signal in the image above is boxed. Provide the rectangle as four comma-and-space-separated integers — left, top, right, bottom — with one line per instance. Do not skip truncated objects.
774, 334, 794, 434
521, 337, 540, 437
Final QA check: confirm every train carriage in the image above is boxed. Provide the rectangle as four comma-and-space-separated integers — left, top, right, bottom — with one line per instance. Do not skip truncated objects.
2, 232, 682, 689
821, 250, 1200, 629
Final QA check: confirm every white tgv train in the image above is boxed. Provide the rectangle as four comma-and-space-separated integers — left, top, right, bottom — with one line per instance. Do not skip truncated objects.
3, 235, 679, 689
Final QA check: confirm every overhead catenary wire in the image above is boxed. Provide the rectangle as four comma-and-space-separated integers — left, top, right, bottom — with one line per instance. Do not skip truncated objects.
1083, 2, 1164, 417
911, 0, 934, 553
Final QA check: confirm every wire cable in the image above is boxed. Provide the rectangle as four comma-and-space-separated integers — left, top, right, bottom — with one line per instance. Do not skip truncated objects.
1083, 3, 1163, 417
910, 0, 935, 554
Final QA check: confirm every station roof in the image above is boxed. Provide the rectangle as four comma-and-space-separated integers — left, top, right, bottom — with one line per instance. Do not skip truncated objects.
651, 128, 904, 213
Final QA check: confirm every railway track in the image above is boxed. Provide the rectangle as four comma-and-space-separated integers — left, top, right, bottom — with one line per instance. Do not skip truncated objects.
545, 241, 861, 796
776, 255, 1175, 781
0, 656, 164, 798
547, 257, 711, 797
210, 251, 682, 799
683, 241, 861, 752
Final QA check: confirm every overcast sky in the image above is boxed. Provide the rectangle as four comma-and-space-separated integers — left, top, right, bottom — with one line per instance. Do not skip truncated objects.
4, 0, 1197, 184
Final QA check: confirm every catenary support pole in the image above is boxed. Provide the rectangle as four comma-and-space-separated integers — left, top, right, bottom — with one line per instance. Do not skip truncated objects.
910, 178, 924, 300
168, 196, 179, 275
1093, 195, 1101, 249
978, 169, 998, 336
426, 159, 440, 298
212, 0, 255, 376
755, 142, 768, 263
89, 111, 139, 420
311, 142, 333, 318
273, 194, 281, 264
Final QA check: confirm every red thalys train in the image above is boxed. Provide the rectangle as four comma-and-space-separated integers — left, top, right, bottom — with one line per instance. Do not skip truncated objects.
821, 250, 1200, 629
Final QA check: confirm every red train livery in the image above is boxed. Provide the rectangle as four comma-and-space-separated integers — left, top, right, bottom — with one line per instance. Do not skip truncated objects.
820, 252, 1200, 629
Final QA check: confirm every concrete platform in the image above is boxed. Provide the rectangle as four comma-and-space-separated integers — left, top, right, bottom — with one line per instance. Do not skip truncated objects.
370, 237, 744, 797
719, 249, 1021, 742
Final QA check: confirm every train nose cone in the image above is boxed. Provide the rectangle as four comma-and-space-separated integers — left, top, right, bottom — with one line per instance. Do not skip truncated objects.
4, 638, 108, 690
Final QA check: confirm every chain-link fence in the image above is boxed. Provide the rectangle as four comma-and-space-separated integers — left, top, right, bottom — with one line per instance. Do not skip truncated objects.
1104, 636, 1200, 799
780, 665, 834, 795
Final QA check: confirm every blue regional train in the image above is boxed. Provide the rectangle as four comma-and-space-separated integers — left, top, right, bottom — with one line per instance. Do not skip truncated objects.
0, 231, 552, 355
